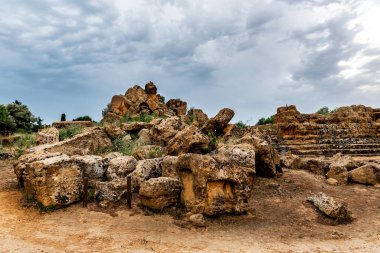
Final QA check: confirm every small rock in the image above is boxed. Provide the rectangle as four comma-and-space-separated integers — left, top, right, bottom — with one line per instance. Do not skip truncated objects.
326, 178, 338, 186
189, 214, 206, 227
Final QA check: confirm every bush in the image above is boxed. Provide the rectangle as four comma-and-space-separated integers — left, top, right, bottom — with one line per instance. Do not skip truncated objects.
14, 133, 36, 157
111, 137, 138, 156
315, 106, 337, 115
73, 116, 92, 121
256, 116, 274, 125
102, 103, 111, 117
59, 126, 83, 141
236, 121, 248, 130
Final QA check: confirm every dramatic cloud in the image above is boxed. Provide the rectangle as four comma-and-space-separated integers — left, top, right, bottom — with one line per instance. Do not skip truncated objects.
0, 0, 379, 123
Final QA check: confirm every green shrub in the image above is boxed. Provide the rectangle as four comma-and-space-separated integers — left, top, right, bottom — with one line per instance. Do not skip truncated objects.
110, 137, 139, 156
256, 116, 274, 125
73, 115, 92, 121
315, 106, 338, 115
59, 126, 83, 141
14, 133, 36, 157
236, 121, 248, 130
147, 146, 164, 158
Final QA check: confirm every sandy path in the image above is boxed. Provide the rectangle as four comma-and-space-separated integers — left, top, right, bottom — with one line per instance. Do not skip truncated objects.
1, 160, 380, 253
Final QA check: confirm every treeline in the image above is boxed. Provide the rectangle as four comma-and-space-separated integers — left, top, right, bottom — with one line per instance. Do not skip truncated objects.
0, 100, 42, 135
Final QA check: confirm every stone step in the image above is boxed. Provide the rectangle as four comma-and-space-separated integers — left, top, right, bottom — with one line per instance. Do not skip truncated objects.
292, 148, 380, 157
283, 143, 380, 150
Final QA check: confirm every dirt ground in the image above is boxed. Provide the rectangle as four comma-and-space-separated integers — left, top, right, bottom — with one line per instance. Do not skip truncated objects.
1, 159, 380, 253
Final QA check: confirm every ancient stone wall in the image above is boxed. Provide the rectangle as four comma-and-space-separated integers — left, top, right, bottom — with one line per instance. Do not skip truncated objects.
267, 105, 380, 157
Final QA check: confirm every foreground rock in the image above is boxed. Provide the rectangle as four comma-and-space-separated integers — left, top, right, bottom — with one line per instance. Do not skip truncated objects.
22, 154, 83, 208
106, 156, 137, 181
150, 117, 185, 145
348, 163, 380, 185
139, 177, 182, 210
202, 108, 235, 134
307, 192, 353, 223
95, 179, 130, 206
177, 153, 255, 216
235, 129, 279, 178
129, 158, 162, 192
36, 127, 59, 145
167, 125, 210, 155
28, 128, 112, 156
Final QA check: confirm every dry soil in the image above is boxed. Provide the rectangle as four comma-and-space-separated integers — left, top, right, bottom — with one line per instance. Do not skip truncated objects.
1, 159, 380, 253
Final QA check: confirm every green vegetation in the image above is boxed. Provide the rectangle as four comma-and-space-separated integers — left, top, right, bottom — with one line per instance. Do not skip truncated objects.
102, 103, 111, 117
256, 116, 274, 125
58, 126, 83, 141
236, 121, 248, 130
73, 115, 92, 121
60, 113, 66, 121
14, 133, 36, 157
110, 136, 139, 156
120, 113, 154, 124
147, 146, 164, 158
315, 106, 337, 115
0, 100, 41, 135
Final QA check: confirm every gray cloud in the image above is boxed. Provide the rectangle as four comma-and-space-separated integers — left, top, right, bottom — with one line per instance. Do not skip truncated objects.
0, 0, 379, 123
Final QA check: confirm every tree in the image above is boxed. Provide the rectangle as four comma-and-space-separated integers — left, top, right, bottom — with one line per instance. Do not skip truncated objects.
0, 105, 16, 135
61, 113, 66, 121
256, 116, 274, 125
6, 100, 37, 132
316, 106, 330, 115
102, 103, 111, 117
73, 115, 92, 121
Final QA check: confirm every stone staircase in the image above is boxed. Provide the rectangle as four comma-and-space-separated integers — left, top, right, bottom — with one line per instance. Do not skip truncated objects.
261, 105, 380, 158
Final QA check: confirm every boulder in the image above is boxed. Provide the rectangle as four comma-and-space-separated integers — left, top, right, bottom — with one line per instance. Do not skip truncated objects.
129, 158, 163, 192
326, 166, 348, 185
211, 144, 255, 170
161, 156, 179, 179
137, 129, 152, 145
139, 177, 182, 210
348, 163, 380, 185
36, 127, 59, 145
280, 153, 301, 169
235, 130, 279, 178
28, 127, 112, 156
167, 125, 210, 155
102, 152, 124, 167
110, 95, 128, 116
73, 155, 106, 180
124, 85, 148, 115
104, 123, 124, 139
189, 213, 206, 227
308, 192, 353, 223
132, 145, 164, 160
150, 117, 186, 146
94, 179, 130, 205
326, 178, 339, 186
22, 154, 83, 208
298, 158, 329, 175
186, 108, 209, 126
120, 122, 153, 133
146, 95, 165, 113
14, 152, 64, 187
166, 99, 187, 116
326, 154, 358, 185
145, 81, 157, 95
202, 108, 235, 134
330, 153, 358, 171
177, 153, 255, 216
106, 156, 137, 181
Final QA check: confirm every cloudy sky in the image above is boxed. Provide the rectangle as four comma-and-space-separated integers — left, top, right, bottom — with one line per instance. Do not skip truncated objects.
1, 0, 379, 124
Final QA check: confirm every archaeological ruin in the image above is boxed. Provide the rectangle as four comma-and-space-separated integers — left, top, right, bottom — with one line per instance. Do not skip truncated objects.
9, 81, 380, 226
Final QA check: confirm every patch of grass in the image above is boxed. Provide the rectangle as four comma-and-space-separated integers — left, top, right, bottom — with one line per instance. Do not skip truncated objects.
120, 113, 154, 124
147, 146, 164, 158
110, 136, 139, 156
14, 133, 36, 158
59, 126, 83, 141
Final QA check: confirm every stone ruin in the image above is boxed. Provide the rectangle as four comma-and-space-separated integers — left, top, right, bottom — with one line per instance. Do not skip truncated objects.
11, 82, 380, 224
